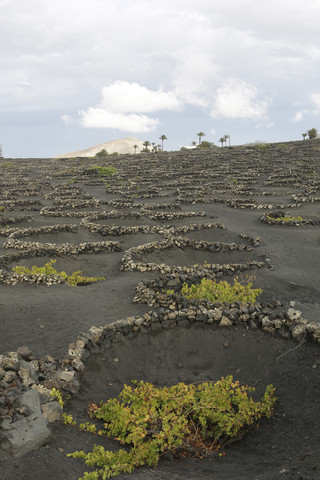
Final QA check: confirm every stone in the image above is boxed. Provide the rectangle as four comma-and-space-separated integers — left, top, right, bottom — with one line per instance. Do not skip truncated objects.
286, 308, 302, 322
150, 322, 162, 331
0, 415, 13, 431
274, 319, 283, 329
88, 326, 104, 343
16, 346, 34, 362
19, 389, 42, 415
17, 405, 31, 417
248, 319, 258, 329
291, 325, 307, 343
277, 327, 291, 339
261, 316, 272, 330
19, 359, 37, 381
55, 370, 76, 383
86, 341, 100, 354
134, 317, 145, 327
3, 371, 17, 383
219, 316, 233, 327
41, 401, 63, 423
0, 413, 51, 457
72, 358, 85, 372
115, 318, 130, 329
196, 313, 207, 322
2, 352, 19, 371
213, 310, 222, 322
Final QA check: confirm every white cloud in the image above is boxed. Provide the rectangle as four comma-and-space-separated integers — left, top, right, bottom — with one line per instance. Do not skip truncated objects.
61, 114, 75, 125
172, 52, 220, 107
79, 81, 180, 132
99, 81, 181, 113
292, 111, 305, 122
210, 79, 269, 120
79, 109, 158, 132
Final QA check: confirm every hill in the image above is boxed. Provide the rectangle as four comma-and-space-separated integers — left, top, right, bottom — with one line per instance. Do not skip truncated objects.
56, 136, 144, 158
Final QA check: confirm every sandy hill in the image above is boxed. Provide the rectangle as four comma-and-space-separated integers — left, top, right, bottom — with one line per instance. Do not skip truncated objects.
56, 137, 144, 158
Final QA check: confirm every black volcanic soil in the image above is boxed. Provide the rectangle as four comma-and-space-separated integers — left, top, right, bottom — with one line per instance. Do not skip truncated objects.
0, 141, 320, 479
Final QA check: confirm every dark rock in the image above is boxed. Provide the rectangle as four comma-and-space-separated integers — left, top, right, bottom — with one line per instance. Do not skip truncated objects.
16, 346, 34, 362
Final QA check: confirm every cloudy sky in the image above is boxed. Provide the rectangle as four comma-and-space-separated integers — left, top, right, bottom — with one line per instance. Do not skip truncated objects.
1, 0, 320, 157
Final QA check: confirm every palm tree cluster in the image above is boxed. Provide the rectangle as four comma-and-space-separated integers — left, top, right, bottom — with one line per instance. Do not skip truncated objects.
219, 134, 231, 147
196, 132, 231, 148
139, 135, 167, 153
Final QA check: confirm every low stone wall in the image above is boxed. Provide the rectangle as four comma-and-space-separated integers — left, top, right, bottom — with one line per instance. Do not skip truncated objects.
40, 207, 101, 217
4, 238, 120, 255
260, 211, 320, 226
0, 240, 121, 270
176, 195, 301, 210
0, 223, 77, 238
106, 201, 182, 210
0, 216, 33, 227
121, 234, 262, 274
0, 199, 42, 212
0, 301, 319, 457
80, 216, 216, 237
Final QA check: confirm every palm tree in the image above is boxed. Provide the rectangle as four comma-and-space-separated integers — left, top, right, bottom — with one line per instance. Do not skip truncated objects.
133, 144, 138, 154
159, 134, 167, 151
197, 132, 205, 145
219, 137, 225, 147
191, 141, 197, 146
142, 140, 151, 152
224, 134, 231, 146
302, 133, 307, 141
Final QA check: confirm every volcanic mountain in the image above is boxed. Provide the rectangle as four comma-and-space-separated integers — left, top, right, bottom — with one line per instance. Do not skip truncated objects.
56, 136, 144, 158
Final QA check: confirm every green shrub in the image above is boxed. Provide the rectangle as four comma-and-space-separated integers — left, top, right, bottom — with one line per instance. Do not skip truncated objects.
181, 277, 262, 304
67, 378, 276, 479
0, 161, 13, 168
12, 259, 105, 286
89, 165, 118, 177
95, 149, 108, 157
255, 143, 270, 150
266, 214, 303, 223
307, 128, 318, 139
196, 141, 217, 149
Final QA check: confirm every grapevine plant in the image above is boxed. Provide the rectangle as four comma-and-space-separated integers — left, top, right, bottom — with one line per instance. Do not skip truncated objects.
89, 166, 118, 177
266, 214, 303, 223
12, 259, 105, 286
67, 377, 276, 479
181, 277, 262, 304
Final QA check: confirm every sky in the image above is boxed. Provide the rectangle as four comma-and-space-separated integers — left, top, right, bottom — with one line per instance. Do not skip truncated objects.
1, 0, 320, 157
